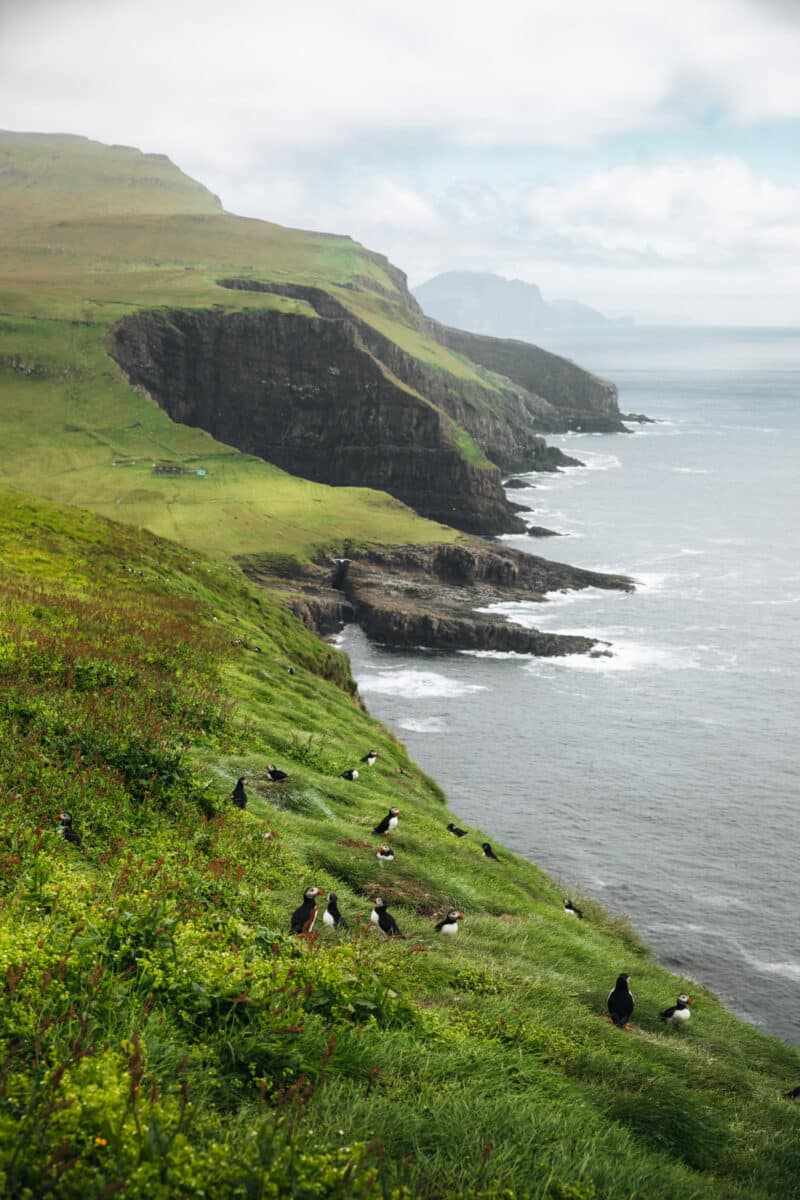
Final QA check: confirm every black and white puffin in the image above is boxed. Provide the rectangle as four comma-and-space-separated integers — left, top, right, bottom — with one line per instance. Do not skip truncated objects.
435, 910, 463, 935
660, 994, 692, 1026
361, 750, 378, 766
340, 768, 359, 781
481, 841, 500, 861
447, 823, 468, 838
57, 811, 82, 848
373, 806, 400, 836
264, 763, 289, 782
785, 1085, 800, 1100
563, 898, 583, 919
290, 885, 325, 934
231, 777, 248, 809
370, 896, 402, 936
607, 973, 634, 1027
376, 844, 395, 865
322, 892, 347, 929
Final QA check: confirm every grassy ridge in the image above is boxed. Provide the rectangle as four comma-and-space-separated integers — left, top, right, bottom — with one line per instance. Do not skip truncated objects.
1, 489, 799, 1199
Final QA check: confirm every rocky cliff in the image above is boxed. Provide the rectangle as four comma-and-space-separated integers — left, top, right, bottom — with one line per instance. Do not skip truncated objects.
108, 306, 525, 535
429, 322, 628, 433
241, 540, 633, 657
218, 278, 582, 473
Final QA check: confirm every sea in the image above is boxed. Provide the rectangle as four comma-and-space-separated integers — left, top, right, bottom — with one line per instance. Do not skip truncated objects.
340, 325, 800, 1047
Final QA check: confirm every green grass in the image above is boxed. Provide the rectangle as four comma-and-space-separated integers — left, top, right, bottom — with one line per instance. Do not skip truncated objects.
1, 488, 799, 1199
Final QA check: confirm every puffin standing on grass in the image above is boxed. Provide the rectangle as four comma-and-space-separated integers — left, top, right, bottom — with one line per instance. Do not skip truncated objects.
371, 896, 402, 936
447, 823, 468, 838
660, 994, 692, 1026
231, 777, 248, 809
322, 892, 347, 929
785, 1085, 800, 1100
376, 844, 395, 865
563, 898, 584, 919
290, 886, 325, 934
435, 910, 463, 935
340, 768, 359, 781
57, 811, 82, 848
264, 763, 289, 782
373, 806, 400, 837
607, 973, 634, 1028
361, 750, 378, 767
481, 842, 500, 861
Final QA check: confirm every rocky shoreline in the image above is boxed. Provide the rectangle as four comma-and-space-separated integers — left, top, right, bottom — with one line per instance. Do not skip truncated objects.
240, 540, 633, 657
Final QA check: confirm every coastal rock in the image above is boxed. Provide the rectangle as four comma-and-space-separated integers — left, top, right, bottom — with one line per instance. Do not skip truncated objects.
527, 526, 561, 537
243, 541, 633, 657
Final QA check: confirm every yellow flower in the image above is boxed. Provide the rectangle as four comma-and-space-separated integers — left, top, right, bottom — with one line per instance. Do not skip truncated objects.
95, 1137, 108, 1146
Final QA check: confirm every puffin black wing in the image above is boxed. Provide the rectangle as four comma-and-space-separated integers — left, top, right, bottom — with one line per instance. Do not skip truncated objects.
784, 1085, 800, 1100
373, 814, 391, 835
660, 1004, 678, 1022
607, 974, 634, 1026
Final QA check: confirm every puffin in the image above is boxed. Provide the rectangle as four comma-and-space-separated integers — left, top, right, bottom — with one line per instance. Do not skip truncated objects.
373, 806, 400, 837
447, 823, 468, 838
287, 667, 295, 675
340, 768, 359, 781
370, 896, 402, 936
660, 994, 692, 1026
290, 886, 325, 934
57, 811, 82, 848
231, 777, 248, 809
264, 763, 289, 782
322, 892, 347, 929
361, 750, 378, 766
435, 910, 463, 935
607, 973, 634, 1028
376, 844, 395, 865
563, 898, 583, 919
481, 841, 500, 861
785, 1085, 800, 1100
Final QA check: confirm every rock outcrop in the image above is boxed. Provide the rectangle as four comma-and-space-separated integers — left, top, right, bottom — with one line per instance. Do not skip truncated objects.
241, 541, 633, 657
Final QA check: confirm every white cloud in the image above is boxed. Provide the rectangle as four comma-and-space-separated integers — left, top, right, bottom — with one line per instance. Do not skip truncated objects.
525, 159, 800, 261
3, 0, 800, 321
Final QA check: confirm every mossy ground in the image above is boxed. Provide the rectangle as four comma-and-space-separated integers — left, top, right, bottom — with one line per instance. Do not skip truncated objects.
1, 488, 799, 1199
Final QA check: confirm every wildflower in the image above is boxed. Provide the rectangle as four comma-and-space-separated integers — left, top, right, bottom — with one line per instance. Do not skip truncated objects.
95, 1136, 108, 1146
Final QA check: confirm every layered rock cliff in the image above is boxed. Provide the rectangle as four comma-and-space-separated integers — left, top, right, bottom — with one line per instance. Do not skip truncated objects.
108, 306, 525, 535
429, 322, 627, 433
241, 540, 633, 657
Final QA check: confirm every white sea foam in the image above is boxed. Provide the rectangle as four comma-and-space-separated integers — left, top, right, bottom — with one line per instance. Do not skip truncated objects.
672, 466, 711, 474
397, 717, 447, 733
457, 649, 533, 659
738, 949, 800, 981
750, 595, 800, 606
358, 669, 488, 699
523, 639, 700, 674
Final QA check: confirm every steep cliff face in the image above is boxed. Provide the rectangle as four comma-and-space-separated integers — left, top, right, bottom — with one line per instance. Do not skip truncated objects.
427, 322, 627, 433
219, 278, 581, 473
108, 306, 525, 535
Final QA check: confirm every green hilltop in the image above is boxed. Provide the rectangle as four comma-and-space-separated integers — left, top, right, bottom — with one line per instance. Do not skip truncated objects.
2, 132, 800, 1198
0, 130, 478, 560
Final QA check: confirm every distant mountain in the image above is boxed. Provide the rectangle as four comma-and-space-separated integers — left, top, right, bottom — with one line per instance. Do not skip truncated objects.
413, 271, 634, 341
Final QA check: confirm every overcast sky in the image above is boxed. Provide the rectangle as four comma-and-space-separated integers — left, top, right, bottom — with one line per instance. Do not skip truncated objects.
3, 0, 800, 323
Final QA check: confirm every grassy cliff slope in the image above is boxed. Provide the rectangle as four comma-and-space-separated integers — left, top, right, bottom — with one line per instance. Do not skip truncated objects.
1, 489, 799, 1199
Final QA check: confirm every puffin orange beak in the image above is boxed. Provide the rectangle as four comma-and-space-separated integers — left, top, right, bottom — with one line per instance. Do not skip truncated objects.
686, 998, 692, 1005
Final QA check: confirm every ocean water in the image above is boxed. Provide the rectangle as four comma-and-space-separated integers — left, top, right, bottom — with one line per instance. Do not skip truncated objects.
341, 326, 800, 1046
